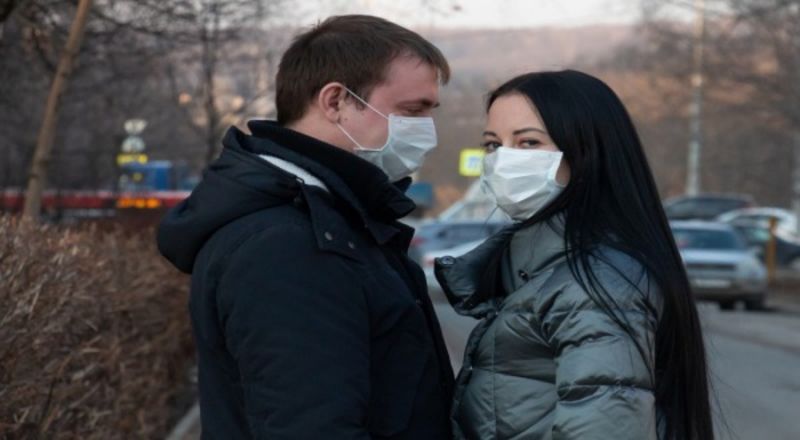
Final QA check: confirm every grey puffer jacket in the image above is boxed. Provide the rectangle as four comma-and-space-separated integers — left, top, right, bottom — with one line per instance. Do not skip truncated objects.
435, 219, 663, 440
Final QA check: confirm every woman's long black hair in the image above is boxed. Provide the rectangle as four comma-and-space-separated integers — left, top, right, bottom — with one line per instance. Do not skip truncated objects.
480, 70, 713, 440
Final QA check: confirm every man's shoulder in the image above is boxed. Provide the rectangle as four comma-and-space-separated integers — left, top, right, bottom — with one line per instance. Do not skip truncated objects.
224, 206, 316, 250
198, 204, 314, 263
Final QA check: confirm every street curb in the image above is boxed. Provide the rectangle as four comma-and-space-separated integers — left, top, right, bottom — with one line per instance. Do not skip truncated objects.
165, 401, 200, 440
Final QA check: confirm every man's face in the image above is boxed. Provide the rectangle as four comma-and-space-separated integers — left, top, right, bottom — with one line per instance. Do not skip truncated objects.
337, 55, 440, 151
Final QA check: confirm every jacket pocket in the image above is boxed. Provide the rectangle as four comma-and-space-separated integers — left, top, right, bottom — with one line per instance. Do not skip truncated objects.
368, 329, 429, 437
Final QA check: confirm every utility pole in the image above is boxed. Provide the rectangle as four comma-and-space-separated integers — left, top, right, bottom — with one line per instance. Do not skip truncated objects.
791, 3, 800, 236
23, 0, 93, 220
686, 0, 705, 196
793, 132, 800, 236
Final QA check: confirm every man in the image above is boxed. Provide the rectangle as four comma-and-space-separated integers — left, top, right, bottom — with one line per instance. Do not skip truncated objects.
157, 15, 454, 439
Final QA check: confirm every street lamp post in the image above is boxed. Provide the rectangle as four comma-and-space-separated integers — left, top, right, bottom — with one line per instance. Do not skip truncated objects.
686, 0, 705, 197
793, 132, 800, 236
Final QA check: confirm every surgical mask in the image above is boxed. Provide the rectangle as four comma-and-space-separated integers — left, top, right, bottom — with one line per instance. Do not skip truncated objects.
336, 87, 438, 182
481, 147, 566, 222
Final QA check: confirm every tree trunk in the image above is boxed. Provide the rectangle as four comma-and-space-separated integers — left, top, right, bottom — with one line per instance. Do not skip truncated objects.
202, 2, 222, 166
203, 62, 220, 165
22, 0, 93, 220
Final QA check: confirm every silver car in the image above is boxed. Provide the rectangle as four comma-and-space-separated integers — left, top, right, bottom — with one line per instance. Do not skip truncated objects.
671, 221, 768, 310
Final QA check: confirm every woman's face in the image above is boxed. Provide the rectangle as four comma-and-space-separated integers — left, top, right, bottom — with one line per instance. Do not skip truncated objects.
483, 93, 571, 185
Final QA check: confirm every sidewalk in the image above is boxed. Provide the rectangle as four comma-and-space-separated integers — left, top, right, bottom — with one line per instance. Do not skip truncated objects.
166, 402, 200, 440
769, 270, 800, 313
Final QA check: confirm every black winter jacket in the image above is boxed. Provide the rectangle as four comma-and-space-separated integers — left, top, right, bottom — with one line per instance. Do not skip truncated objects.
157, 121, 454, 440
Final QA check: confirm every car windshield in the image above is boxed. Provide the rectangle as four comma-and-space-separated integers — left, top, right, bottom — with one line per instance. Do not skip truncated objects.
733, 226, 771, 245
727, 213, 777, 227
672, 227, 747, 250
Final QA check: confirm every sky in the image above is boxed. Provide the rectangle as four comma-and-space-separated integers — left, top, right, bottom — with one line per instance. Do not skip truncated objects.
292, 0, 644, 30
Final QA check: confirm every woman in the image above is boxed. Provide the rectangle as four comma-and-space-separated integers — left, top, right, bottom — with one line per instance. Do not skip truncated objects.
435, 70, 713, 440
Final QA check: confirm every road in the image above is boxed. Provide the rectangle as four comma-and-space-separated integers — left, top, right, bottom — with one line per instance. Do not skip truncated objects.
702, 306, 800, 440
429, 286, 800, 440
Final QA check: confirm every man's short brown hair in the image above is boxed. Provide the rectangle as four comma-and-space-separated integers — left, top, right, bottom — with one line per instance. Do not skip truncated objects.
275, 15, 450, 125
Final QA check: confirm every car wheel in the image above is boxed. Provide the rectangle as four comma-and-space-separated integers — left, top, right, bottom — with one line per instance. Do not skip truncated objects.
789, 257, 800, 272
718, 300, 736, 311
745, 296, 766, 311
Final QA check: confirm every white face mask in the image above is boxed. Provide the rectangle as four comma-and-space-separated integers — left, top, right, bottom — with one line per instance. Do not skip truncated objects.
481, 147, 566, 221
336, 87, 438, 182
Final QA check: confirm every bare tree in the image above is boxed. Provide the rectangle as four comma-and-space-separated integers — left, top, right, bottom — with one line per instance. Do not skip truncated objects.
180, 0, 287, 165
22, 0, 92, 220
616, 0, 799, 205
1, 0, 291, 211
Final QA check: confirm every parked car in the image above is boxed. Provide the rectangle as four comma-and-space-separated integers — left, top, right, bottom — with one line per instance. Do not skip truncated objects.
671, 221, 767, 310
714, 207, 800, 269
663, 194, 754, 221
408, 220, 510, 264
717, 207, 797, 237
729, 223, 800, 270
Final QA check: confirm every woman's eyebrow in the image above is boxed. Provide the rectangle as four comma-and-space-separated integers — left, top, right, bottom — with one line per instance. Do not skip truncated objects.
512, 127, 547, 135
483, 128, 547, 137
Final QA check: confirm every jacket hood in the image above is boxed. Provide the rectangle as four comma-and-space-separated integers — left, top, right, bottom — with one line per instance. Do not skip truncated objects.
156, 132, 300, 273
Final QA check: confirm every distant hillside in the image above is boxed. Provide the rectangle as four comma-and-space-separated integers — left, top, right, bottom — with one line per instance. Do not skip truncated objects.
426, 25, 635, 79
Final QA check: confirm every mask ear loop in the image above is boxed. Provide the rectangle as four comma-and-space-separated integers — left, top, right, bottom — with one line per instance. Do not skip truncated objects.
336, 121, 366, 150
338, 85, 392, 152
341, 85, 389, 119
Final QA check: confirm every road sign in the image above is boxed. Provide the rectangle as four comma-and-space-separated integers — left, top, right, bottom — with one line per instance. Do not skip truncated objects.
117, 153, 149, 166
459, 148, 485, 177
124, 119, 147, 135
121, 136, 145, 153
121, 119, 147, 155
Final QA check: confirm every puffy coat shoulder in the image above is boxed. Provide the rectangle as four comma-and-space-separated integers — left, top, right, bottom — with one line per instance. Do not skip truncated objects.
532, 247, 662, 440
535, 246, 662, 330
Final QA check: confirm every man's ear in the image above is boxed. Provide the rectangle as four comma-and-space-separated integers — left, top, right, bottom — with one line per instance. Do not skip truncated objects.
317, 82, 347, 123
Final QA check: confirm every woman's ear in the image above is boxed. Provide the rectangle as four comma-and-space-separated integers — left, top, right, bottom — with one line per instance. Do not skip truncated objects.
317, 82, 347, 123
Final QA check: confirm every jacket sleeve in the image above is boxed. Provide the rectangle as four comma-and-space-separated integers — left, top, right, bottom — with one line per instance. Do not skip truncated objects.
216, 224, 371, 440
541, 254, 661, 440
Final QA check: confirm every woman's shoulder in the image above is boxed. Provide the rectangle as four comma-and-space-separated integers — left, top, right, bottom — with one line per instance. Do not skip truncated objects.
542, 245, 662, 316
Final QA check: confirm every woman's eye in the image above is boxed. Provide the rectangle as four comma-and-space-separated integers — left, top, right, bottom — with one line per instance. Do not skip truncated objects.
519, 139, 541, 148
482, 141, 500, 151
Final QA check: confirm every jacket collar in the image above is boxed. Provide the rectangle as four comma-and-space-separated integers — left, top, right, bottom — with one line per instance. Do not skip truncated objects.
257, 154, 329, 192
434, 227, 515, 318
228, 121, 417, 246
505, 216, 567, 292
434, 217, 567, 318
